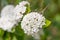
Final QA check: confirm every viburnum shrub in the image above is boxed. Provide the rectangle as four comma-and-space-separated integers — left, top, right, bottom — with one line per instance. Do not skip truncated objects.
0, 1, 51, 40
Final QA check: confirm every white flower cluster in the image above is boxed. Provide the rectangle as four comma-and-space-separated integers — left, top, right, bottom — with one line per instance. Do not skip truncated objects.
21, 12, 45, 36
13, 1, 30, 21
0, 5, 16, 32
0, 1, 29, 32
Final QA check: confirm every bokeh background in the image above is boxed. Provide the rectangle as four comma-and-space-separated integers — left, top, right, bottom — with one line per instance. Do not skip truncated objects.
0, 0, 60, 40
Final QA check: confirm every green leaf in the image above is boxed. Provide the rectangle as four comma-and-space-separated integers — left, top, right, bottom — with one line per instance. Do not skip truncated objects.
0, 37, 3, 40
43, 19, 51, 28
11, 27, 16, 33
25, 4, 31, 15
0, 29, 4, 37
26, 5, 31, 13
14, 23, 25, 40
14, 0, 22, 5
12, 36, 17, 40
4, 32, 11, 40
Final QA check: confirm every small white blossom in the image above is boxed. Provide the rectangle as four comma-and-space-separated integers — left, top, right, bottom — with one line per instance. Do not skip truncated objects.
21, 12, 45, 36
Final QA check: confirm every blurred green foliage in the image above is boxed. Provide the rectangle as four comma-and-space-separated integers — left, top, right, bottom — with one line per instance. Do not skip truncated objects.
0, 0, 60, 40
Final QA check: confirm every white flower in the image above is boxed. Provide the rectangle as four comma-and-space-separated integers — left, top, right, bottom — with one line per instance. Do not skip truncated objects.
21, 12, 45, 36
0, 17, 16, 32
